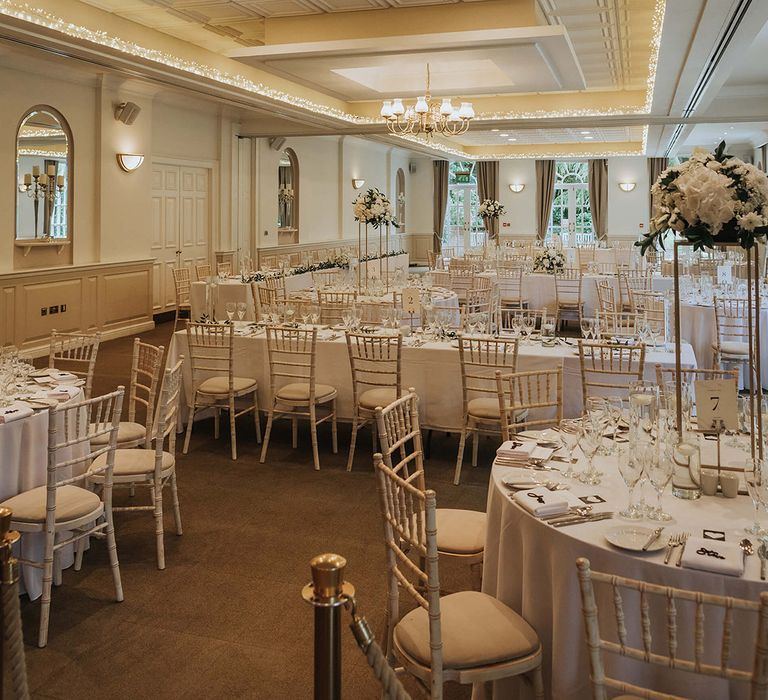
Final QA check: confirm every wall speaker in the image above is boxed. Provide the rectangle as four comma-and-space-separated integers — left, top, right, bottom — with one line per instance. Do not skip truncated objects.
268, 137, 287, 151
114, 101, 141, 125
408, 162, 417, 174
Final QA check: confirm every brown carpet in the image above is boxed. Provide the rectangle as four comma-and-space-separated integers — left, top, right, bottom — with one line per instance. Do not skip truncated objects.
18, 321, 496, 699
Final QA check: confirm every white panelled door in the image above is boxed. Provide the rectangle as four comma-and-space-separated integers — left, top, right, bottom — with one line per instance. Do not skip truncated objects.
151, 162, 210, 313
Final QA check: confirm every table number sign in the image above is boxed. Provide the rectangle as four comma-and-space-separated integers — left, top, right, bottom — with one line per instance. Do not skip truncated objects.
717, 264, 732, 286
694, 378, 738, 432
402, 288, 421, 315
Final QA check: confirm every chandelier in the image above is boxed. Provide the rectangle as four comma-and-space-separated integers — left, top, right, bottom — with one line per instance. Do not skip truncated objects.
380, 64, 474, 138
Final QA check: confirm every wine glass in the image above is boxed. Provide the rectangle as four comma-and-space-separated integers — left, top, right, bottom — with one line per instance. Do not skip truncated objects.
578, 417, 603, 485
605, 396, 624, 447
225, 302, 236, 322
617, 446, 644, 520
647, 441, 675, 522
745, 458, 768, 535
522, 314, 536, 342
580, 317, 594, 341
236, 302, 247, 321
310, 305, 320, 326
558, 418, 581, 479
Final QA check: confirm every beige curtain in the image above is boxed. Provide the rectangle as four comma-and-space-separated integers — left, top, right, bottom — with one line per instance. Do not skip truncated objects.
476, 160, 499, 241
535, 160, 556, 242
648, 157, 668, 221
588, 159, 608, 242
433, 160, 449, 254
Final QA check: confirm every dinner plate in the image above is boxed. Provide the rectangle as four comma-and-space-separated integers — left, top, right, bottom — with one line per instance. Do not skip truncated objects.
500, 475, 539, 490
604, 525, 667, 552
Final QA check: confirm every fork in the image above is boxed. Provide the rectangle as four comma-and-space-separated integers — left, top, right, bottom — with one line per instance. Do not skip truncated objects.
675, 532, 691, 567
663, 533, 683, 565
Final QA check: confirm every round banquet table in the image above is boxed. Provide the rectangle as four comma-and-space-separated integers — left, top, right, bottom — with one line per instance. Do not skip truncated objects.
0, 387, 86, 600
482, 443, 767, 700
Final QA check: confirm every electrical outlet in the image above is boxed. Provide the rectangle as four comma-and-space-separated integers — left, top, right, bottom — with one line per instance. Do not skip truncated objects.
40, 307, 47, 316
61, 304, 67, 313
49, 305, 59, 314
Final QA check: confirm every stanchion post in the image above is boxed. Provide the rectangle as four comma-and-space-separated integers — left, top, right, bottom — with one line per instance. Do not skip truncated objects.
1, 506, 27, 700
302, 553, 355, 700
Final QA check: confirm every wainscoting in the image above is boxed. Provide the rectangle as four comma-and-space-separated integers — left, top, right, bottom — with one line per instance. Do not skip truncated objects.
0, 259, 155, 357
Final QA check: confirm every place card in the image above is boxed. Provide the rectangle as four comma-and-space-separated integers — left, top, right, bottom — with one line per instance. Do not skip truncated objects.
695, 378, 738, 431
717, 264, 732, 286
402, 287, 421, 315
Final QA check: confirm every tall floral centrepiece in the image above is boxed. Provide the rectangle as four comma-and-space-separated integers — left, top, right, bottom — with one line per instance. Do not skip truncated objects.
353, 187, 399, 290
478, 198, 505, 245
637, 141, 768, 254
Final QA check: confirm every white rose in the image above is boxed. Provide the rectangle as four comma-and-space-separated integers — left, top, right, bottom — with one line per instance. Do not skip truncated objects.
737, 212, 764, 232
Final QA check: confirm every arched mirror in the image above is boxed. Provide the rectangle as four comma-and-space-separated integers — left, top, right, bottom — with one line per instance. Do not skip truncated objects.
16, 106, 72, 241
396, 167, 406, 228
277, 148, 299, 244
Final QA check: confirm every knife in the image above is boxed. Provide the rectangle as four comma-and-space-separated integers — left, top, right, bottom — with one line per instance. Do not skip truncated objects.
642, 527, 664, 551
759, 544, 767, 581
552, 513, 613, 528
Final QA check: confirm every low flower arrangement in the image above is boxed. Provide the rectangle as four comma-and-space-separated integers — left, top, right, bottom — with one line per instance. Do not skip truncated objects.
353, 188, 399, 229
478, 199, 505, 219
637, 141, 768, 254
533, 248, 566, 274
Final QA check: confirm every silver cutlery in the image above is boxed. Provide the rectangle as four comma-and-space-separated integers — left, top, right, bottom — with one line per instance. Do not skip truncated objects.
552, 512, 613, 528
675, 532, 691, 567
642, 527, 664, 551
758, 544, 767, 581
663, 533, 683, 564
541, 506, 593, 522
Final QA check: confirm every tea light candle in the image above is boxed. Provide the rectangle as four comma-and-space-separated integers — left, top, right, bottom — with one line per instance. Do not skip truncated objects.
32, 165, 40, 176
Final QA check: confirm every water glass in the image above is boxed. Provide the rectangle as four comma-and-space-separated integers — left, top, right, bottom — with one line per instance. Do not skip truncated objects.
647, 441, 675, 522
617, 446, 644, 520
745, 458, 768, 535
558, 418, 581, 479
578, 418, 603, 485
236, 302, 247, 321
671, 438, 702, 500
225, 302, 236, 322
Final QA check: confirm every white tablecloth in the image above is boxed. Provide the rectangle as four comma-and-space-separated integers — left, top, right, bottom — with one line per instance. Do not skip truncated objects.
0, 389, 86, 600
168, 330, 695, 429
484, 447, 766, 699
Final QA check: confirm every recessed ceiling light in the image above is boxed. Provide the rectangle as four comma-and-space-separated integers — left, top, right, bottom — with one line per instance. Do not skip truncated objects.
584, 135, 594, 140
491, 128, 499, 132
580, 131, 591, 135
500, 133, 509, 137
508, 138, 517, 142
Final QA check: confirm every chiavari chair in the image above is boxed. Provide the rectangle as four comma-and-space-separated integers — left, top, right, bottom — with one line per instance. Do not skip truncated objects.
596, 310, 642, 339
499, 308, 548, 335
90, 338, 163, 450
655, 364, 739, 400
619, 269, 652, 312
713, 296, 754, 378
345, 331, 402, 470
496, 265, 528, 311
553, 267, 584, 331
496, 367, 563, 441
577, 246, 596, 271
88, 360, 184, 570
357, 300, 396, 326
576, 557, 768, 700
374, 453, 544, 699
629, 289, 665, 334
312, 269, 343, 288
171, 267, 192, 332
594, 261, 616, 275
317, 290, 357, 325
260, 326, 338, 470
263, 274, 287, 301
252, 282, 279, 321
595, 279, 617, 314
375, 391, 486, 589
183, 322, 261, 460
48, 330, 100, 400
0, 388, 125, 646
455, 336, 519, 484
217, 261, 232, 276
578, 339, 645, 405
195, 263, 211, 281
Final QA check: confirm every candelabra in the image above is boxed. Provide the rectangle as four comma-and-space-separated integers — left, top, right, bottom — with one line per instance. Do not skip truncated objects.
278, 185, 294, 204
18, 165, 65, 239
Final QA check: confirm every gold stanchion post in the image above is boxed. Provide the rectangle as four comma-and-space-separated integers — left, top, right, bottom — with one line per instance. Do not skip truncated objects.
1, 507, 28, 700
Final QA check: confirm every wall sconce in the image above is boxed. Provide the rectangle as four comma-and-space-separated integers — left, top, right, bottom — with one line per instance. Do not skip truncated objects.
508, 183, 525, 193
618, 182, 636, 192
352, 178, 365, 189
117, 153, 145, 172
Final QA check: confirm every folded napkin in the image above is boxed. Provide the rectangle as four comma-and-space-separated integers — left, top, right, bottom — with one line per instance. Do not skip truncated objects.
0, 402, 34, 424
47, 385, 80, 401
512, 487, 570, 518
48, 370, 78, 383
496, 440, 554, 464
681, 538, 745, 577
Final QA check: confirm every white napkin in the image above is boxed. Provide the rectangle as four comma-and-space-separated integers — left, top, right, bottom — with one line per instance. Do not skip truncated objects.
512, 487, 569, 518
496, 440, 554, 464
47, 385, 80, 401
0, 402, 34, 424
681, 538, 745, 577
48, 370, 78, 383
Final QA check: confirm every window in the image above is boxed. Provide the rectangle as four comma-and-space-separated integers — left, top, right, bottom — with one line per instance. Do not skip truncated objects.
442, 160, 485, 253
547, 161, 594, 246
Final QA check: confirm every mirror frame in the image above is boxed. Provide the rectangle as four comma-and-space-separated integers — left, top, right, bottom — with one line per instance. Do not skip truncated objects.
278, 147, 299, 240
15, 104, 74, 242
396, 167, 406, 228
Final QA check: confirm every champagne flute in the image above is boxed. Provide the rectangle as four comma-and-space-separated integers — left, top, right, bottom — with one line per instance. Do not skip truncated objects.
647, 441, 675, 522
617, 446, 644, 520
558, 418, 581, 479
578, 418, 603, 485
745, 458, 767, 535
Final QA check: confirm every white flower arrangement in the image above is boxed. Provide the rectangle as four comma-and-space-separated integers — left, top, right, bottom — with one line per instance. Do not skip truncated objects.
478, 199, 505, 219
533, 248, 566, 274
353, 187, 399, 229
638, 141, 768, 254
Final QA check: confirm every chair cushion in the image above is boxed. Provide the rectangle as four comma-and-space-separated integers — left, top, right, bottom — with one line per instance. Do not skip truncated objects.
436, 509, 486, 554
1, 485, 101, 524
394, 590, 539, 670
91, 448, 175, 477
359, 388, 403, 411
90, 421, 146, 446
276, 383, 336, 402
467, 398, 500, 419
198, 376, 258, 394
717, 341, 749, 356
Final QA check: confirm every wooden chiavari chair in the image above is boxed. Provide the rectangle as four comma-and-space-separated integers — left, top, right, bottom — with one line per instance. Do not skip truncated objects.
595, 279, 617, 314
713, 296, 754, 377
0, 388, 126, 647
619, 269, 651, 312
48, 330, 100, 400
578, 339, 645, 405
554, 268, 584, 331
183, 322, 261, 460
252, 283, 279, 321
90, 338, 163, 450
217, 261, 232, 276
655, 364, 739, 400
496, 264, 528, 310
172, 267, 192, 332
375, 391, 486, 588
317, 290, 357, 325
630, 289, 665, 334
596, 310, 642, 339
374, 452, 544, 699
263, 274, 286, 301
345, 331, 402, 471
576, 557, 768, 700
89, 359, 184, 570
195, 263, 211, 281
577, 246, 596, 271
496, 367, 563, 441
499, 308, 548, 335
455, 336, 519, 484
312, 269, 343, 288
260, 326, 338, 470
357, 300, 396, 326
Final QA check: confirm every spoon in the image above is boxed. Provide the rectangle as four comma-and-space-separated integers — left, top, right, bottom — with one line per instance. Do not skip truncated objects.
740, 538, 754, 558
